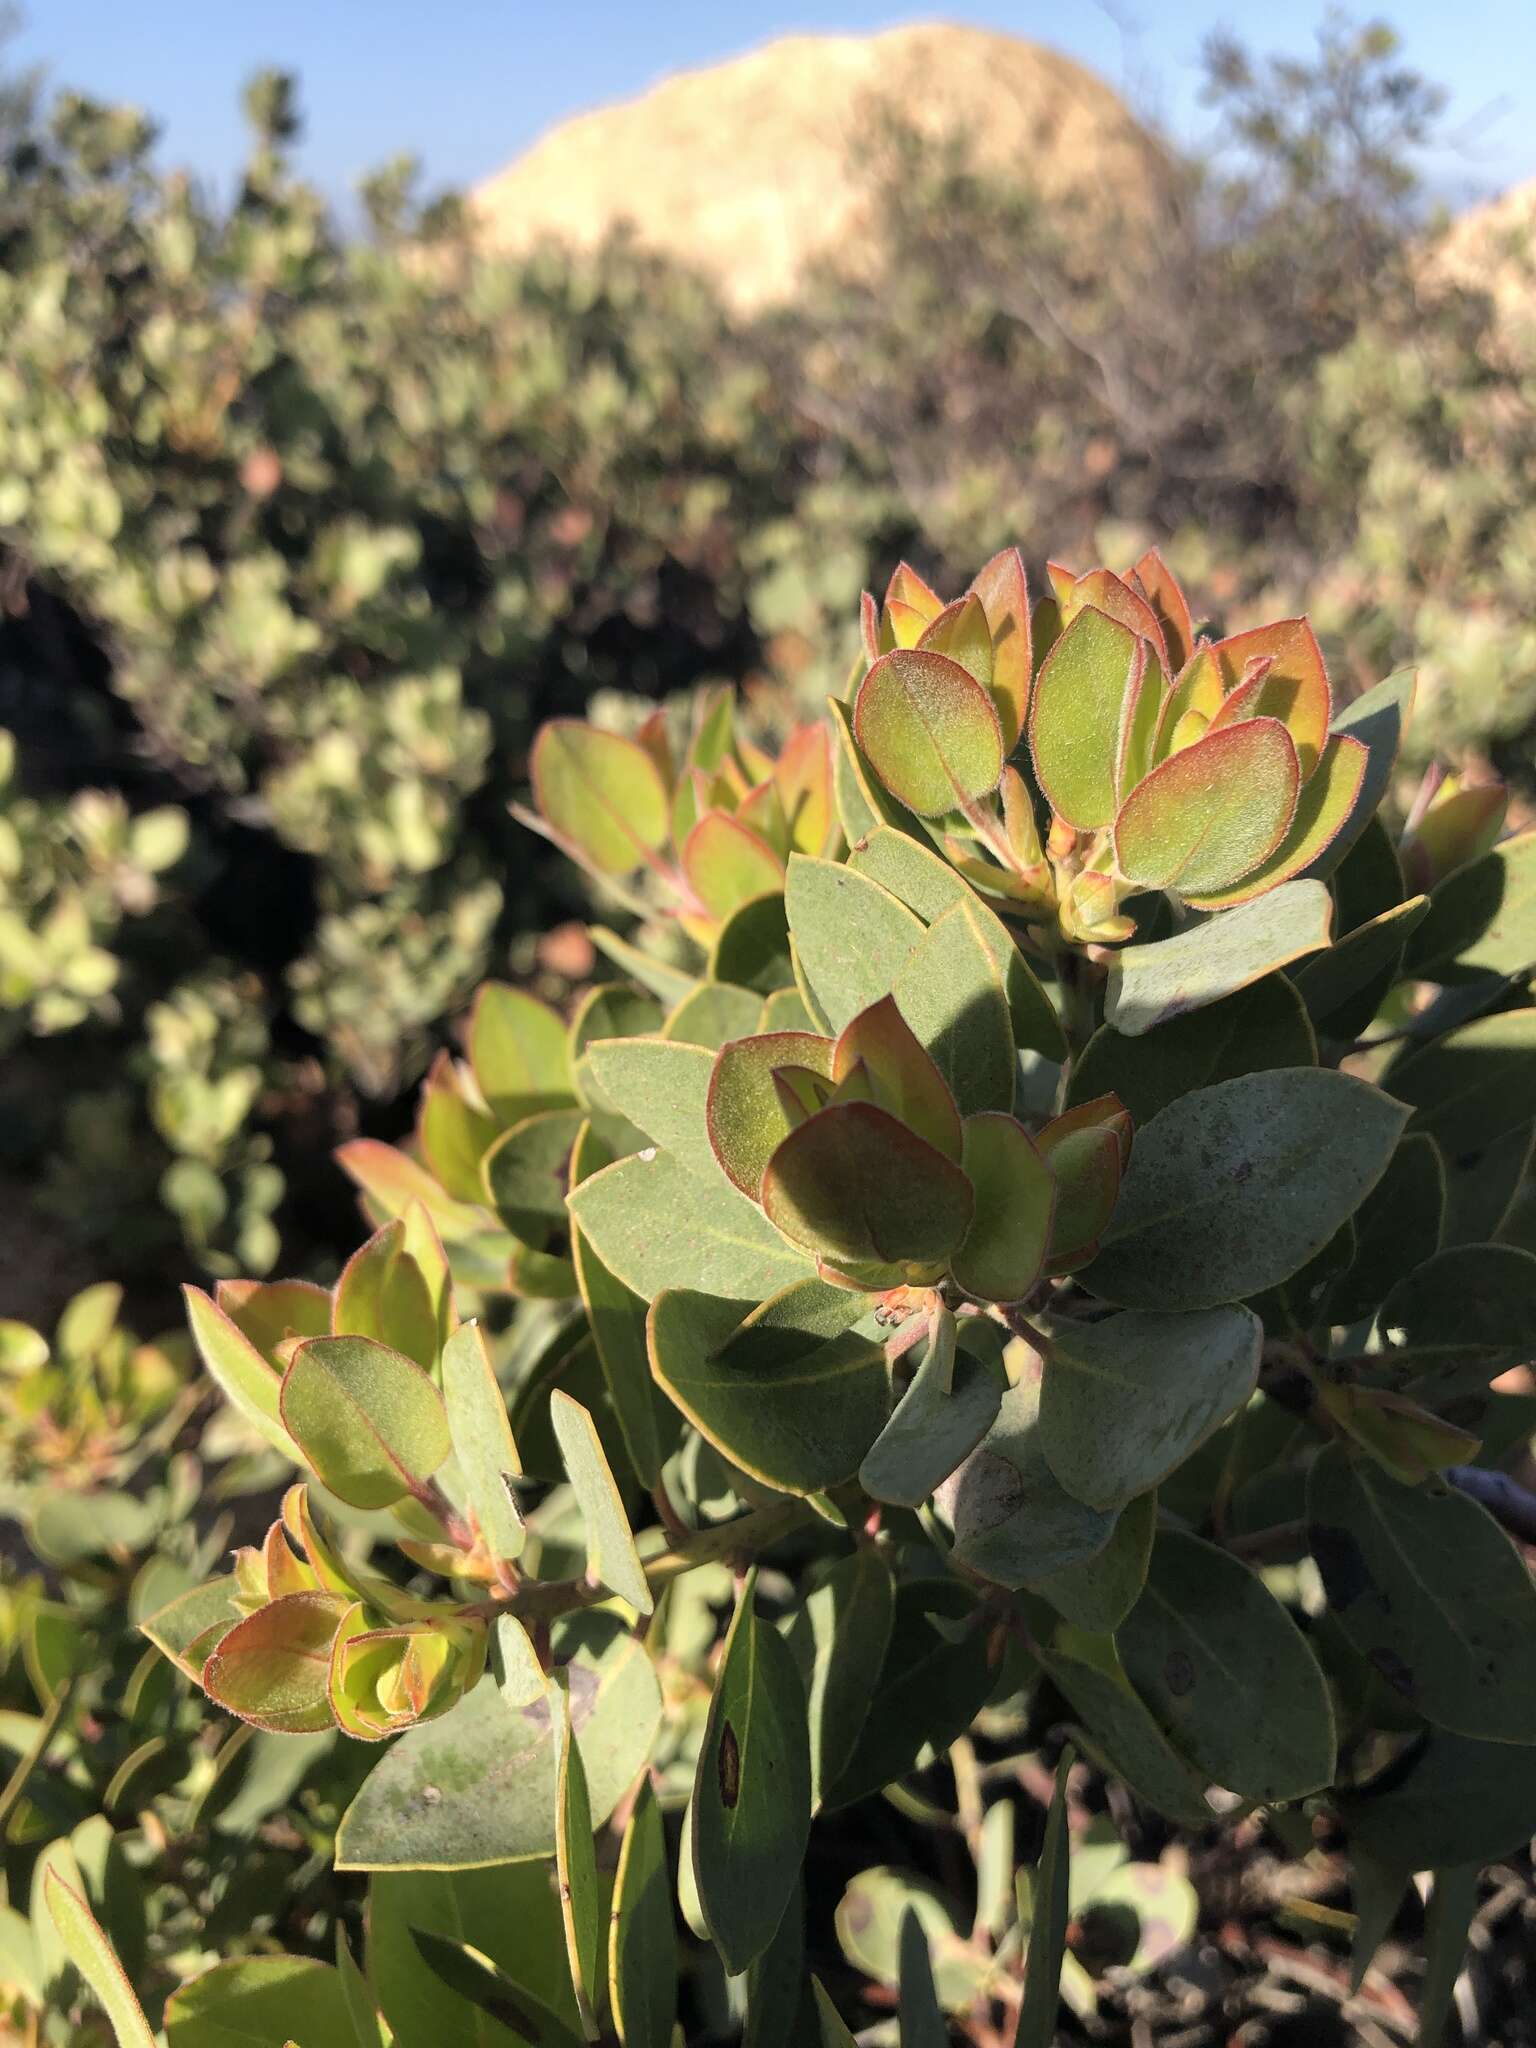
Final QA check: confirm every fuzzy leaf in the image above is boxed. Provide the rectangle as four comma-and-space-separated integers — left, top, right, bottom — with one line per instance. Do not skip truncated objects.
280, 1335, 451, 1510
1184, 733, 1369, 908
1117, 1529, 1336, 1800
833, 995, 962, 1160
761, 1102, 974, 1269
664, 981, 764, 1050
1042, 1307, 1261, 1510
1104, 879, 1333, 1036
1291, 894, 1426, 1036
336, 1615, 661, 1870
481, 1108, 586, 1248
859, 1321, 1007, 1508
43, 1870, 157, 2048
1408, 829, 1536, 979
1084, 1069, 1407, 1310
1030, 605, 1142, 829
183, 1285, 295, 1458
647, 1287, 888, 1495
1015, 1750, 1074, 2048
853, 648, 1004, 817
785, 1547, 896, 1810
683, 813, 784, 922
938, 1374, 1116, 1588
1114, 719, 1299, 897
847, 825, 1065, 1058
566, 1147, 811, 1303
165, 1958, 358, 2048
202, 1591, 346, 1735
969, 545, 1032, 747
1035, 1639, 1212, 1827
892, 900, 1016, 1116
1207, 618, 1332, 775
1327, 1133, 1445, 1325
1025, 1489, 1156, 1632
950, 1113, 1054, 1301
1071, 973, 1315, 1125
583, 1037, 718, 1179
785, 854, 925, 1034
706, 1030, 836, 1198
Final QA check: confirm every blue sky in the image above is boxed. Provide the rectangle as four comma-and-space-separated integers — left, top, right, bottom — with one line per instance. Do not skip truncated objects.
11, 2, 1531, 214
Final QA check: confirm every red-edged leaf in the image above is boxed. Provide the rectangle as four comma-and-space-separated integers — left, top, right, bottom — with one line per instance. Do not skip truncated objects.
1114, 719, 1300, 898
854, 648, 1005, 817
707, 1031, 836, 1198
1150, 644, 1225, 764
761, 1102, 975, 1269
529, 719, 671, 878
951, 1112, 1054, 1302
969, 546, 1032, 750
832, 994, 962, 1162
1061, 567, 1169, 671
1207, 619, 1332, 777
682, 812, 786, 922
202, 1590, 346, 1734
1029, 606, 1143, 829
1129, 547, 1195, 673
1186, 734, 1369, 909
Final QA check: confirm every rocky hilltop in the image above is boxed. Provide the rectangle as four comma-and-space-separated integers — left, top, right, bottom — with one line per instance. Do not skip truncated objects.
471, 23, 1164, 309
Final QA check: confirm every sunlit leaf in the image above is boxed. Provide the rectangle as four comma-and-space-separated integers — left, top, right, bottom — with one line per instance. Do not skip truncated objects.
1030, 606, 1142, 828
1114, 719, 1299, 898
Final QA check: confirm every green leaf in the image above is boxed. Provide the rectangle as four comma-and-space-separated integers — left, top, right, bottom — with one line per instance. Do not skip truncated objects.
1383, 1007, 1536, 1154
1104, 880, 1333, 1037
1185, 734, 1369, 909
408, 1931, 581, 2045
481, 1109, 587, 1248
183, 1285, 295, 1458
761, 1103, 974, 1268
332, 1221, 439, 1373
744, 1880, 814, 2048
165, 1957, 356, 2048
848, 825, 1065, 1059
939, 1374, 1116, 1587
1035, 1638, 1212, 1827
785, 855, 924, 1034
549, 1389, 652, 1614
469, 982, 573, 1123
441, 1322, 525, 1565
706, 1030, 835, 1198
784, 1547, 896, 1809
552, 1686, 602, 2040
811, 1978, 859, 2046
1418, 1865, 1480, 2048
583, 1037, 718, 1180
663, 981, 763, 1050
1042, 1307, 1261, 1510
337, 1614, 661, 1870
569, 1123, 676, 1491
369, 1865, 581, 2046
530, 720, 670, 878
1071, 973, 1315, 1125
1014, 1748, 1074, 2048
42, 1869, 155, 2048
826, 694, 927, 846
1114, 720, 1300, 897
823, 1579, 993, 1809
566, 1148, 811, 1303
1084, 1069, 1408, 1311
1327, 1134, 1445, 1325
1292, 896, 1426, 1038
419, 1059, 500, 1206
834, 1867, 984, 2015
1377, 1243, 1536, 1386
608, 1778, 675, 2048
1025, 1490, 1156, 1632
590, 927, 698, 1008
692, 1569, 812, 1975
281, 1335, 451, 1511
202, 1591, 345, 1735
1441, 1119, 1534, 1248
1407, 829, 1536, 979
1338, 1726, 1536, 1872
892, 900, 1016, 1116
951, 1113, 1053, 1302
139, 1576, 243, 1680
859, 1321, 1007, 1508
1117, 1529, 1336, 1800
1308, 1443, 1536, 1741
710, 889, 795, 994
1304, 668, 1415, 881
683, 814, 784, 922
853, 647, 1004, 816
647, 1289, 888, 1496
1030, 606, 1141, 829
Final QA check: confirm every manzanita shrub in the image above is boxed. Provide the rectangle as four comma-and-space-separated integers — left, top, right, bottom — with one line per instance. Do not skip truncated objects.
66, 548, 1536, 2043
